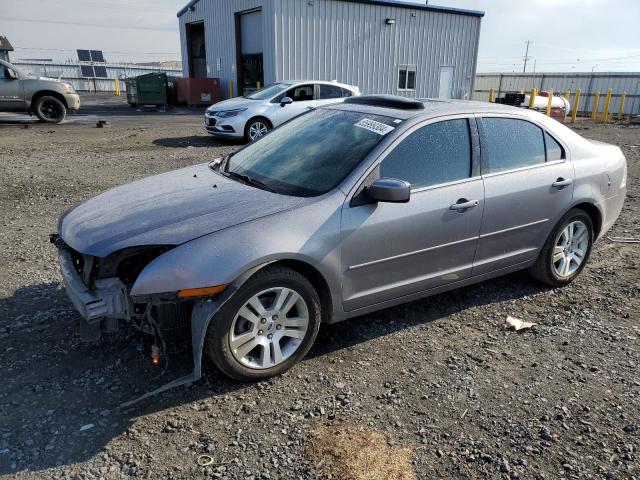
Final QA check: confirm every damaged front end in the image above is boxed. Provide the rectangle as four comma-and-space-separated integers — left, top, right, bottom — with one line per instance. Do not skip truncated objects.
50, 233, 221, 406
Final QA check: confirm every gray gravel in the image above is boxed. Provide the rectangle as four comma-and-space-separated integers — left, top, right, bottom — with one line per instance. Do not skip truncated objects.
0, 104, 638, 479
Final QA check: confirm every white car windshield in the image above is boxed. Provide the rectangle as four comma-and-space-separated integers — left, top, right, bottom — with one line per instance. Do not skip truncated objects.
224, 108, 398, 197
244, 83, 292, 100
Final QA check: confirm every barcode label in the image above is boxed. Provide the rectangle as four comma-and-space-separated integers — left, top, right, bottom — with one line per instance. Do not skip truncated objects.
354, 118, 395, 135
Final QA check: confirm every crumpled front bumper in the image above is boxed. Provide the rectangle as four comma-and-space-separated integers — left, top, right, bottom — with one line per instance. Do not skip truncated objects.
58, 249, 130, 323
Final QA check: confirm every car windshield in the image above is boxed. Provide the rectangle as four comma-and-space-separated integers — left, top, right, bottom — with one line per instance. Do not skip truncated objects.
224, 108, 398, 197
244, 83, 291, 100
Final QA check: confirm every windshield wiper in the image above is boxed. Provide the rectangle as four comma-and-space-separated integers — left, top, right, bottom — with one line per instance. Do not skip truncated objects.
225, 170, 277, 193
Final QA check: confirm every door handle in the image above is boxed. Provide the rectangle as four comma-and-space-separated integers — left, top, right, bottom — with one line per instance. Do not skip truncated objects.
552, 177, 573, 188
450, 199, 479, 211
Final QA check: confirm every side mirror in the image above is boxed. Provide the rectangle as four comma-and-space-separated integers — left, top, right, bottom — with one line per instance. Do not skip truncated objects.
367, 178, 410, 203
280, 96, 293, 107
5, 69, 17, 80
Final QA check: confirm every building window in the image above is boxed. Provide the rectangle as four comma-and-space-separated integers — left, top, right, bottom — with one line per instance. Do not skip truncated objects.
398, 65, 416, 91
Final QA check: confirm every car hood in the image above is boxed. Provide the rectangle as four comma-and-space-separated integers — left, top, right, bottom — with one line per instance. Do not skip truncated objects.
60, 163, 308, 257
207, 97, 258, 111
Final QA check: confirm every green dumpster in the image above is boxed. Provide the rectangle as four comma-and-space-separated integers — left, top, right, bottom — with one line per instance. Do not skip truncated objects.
125, 72, 168, 107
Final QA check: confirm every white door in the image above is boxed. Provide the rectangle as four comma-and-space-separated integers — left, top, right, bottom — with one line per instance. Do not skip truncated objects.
267, 84, 317, 127
438, 67, 454, 99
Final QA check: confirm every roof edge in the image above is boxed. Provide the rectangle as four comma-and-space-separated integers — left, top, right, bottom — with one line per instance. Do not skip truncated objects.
177, 0, 200, 17
178, 0, 485, 18
334, 0, 484, 17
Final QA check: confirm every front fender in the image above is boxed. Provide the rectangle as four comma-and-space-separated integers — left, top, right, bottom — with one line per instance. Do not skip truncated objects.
130, 192, 345, 301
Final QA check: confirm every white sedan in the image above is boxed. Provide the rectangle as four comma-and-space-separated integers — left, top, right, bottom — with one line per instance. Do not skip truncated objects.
204, 80, 360, 141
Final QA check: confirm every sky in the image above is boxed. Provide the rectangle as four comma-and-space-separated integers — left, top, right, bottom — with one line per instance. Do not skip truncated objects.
1, 0, 639, 72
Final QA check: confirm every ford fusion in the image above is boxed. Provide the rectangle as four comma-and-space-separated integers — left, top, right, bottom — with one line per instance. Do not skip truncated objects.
53, 95, 626, 383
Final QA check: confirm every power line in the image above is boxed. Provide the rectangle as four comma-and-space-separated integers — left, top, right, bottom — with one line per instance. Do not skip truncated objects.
0, 17, 177, 32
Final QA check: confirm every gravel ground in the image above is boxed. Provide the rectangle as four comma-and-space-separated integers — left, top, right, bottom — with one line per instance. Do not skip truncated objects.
0, 101, 638, 479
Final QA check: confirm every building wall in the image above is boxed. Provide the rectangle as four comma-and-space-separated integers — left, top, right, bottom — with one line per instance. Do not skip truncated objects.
270, 0, 481, 98
472, 72, 640, 115
178, 0, 277, 97
178, 0, 481, 99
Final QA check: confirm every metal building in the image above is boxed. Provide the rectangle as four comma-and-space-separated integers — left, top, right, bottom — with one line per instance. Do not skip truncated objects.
0, 36, 14, 62
177, 0, 483, 99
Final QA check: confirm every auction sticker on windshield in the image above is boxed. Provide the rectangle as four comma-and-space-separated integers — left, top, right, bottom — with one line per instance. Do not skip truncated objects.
354, 118, 395, 136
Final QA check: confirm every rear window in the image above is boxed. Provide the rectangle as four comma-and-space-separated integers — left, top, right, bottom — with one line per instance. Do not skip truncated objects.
544, 131, 565, 161
482, 118, 546, 173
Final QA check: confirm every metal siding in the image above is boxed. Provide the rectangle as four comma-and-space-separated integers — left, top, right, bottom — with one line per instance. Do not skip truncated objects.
271, 0, 479, 98
178, 0, 271, 97
473, 72, 640, 115
180, 0, 480, 99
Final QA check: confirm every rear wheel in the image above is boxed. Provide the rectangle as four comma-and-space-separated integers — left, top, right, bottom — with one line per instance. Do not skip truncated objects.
205, 266, 321, 381
529, 208, 594, 287
33, 95, 66, 123
244, 117, 271, 142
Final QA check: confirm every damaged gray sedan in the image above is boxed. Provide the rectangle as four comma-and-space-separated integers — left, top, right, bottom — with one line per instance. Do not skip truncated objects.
52, 95, 626, 388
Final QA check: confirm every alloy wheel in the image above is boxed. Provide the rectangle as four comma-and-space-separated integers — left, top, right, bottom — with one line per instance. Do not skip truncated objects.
248, 121, 268, 140
229, 287, 309, 369
552, 220, 589, 278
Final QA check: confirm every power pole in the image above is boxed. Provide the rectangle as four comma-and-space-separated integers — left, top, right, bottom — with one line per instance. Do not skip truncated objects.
523, 40, 532, 73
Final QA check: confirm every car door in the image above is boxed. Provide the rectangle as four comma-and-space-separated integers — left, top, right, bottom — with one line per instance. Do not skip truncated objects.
267, 84, 317, 127
473, 115, 574, 275
0, 64, 24, 111
341, 117, 484, 311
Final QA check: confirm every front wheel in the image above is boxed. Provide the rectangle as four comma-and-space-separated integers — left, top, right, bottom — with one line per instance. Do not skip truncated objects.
529, 208, 594, 287
244, 117, 271, 142
33, 96, 67, 123
205, 266, 321, 381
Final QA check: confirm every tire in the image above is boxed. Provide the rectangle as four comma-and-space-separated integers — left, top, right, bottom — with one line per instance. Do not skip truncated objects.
529, 208, 594, 287
33, 95, 67, 123
205, 266, 321, 381
244, 117, 271, 142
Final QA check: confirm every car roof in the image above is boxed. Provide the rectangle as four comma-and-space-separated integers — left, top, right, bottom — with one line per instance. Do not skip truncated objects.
279, 80, 359, 90
326, 96, 551, 122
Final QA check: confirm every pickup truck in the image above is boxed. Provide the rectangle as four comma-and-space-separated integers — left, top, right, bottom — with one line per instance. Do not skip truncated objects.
0, 59, 80, 123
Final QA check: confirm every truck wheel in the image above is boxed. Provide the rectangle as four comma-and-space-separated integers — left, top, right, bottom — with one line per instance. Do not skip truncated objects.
205, 266, 321, 381
33, 96, 67, 123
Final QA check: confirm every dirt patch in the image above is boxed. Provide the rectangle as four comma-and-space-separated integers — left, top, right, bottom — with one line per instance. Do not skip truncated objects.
309, 422, 415, 480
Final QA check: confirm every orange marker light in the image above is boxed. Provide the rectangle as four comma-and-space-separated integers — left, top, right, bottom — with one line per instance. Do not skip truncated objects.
178, 284, 228, 299
151, 344, 161, 365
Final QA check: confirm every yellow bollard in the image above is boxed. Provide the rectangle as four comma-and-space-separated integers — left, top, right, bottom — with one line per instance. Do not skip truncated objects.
257, 81, 261, 89
602, 88, 612, 122
591, 91, 600, 120
564, 89, 571, 101
571, 89, 581, 123
528, 87, 537, 109
228, 80, 233, 98
617, 91, 627, 120
545, 88, 553, 116
488, 88, 494, 103
114, 78, 121, 96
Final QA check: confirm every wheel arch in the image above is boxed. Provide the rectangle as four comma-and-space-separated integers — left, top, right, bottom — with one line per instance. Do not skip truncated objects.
247, 115, 273, 129
31, 90, 68, 110
258, 259, 333, 323
571, 201, 603, 239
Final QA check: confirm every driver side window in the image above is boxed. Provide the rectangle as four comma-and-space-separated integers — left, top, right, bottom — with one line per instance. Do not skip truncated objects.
380, 119, 472, 190
284, 84, 314, 102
